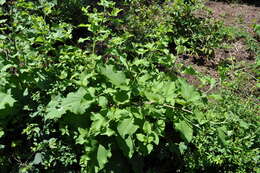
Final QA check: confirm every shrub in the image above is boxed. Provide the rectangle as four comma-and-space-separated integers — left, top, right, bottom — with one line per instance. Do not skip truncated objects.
0, 0, 258, 172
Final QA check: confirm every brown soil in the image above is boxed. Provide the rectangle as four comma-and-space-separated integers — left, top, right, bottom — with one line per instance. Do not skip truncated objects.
205, 1, 260, 33
179, 1, 260, 95
205, 1, 260, 63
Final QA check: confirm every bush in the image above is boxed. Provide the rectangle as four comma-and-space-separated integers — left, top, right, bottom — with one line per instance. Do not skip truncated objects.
0, 0, 258, 172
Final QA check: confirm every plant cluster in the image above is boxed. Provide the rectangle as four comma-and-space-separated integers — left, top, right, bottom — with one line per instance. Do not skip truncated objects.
0, 0, 259, 172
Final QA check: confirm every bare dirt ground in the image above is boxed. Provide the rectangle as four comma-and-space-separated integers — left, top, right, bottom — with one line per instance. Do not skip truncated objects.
206, 1, 260, 63
206, 1, 260, 33
179, 1, 260, 95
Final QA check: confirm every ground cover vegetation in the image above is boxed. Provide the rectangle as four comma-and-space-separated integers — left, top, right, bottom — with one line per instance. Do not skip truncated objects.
0, 0, 259, 172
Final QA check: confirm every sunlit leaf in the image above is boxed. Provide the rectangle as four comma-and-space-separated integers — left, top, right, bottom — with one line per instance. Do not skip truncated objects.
175, 120, 193, 142
62, 87, 94, 115
97, 144, 111, 169
0, 92, 16, 110
100, 65, 129, 89
117, 118, 138, 139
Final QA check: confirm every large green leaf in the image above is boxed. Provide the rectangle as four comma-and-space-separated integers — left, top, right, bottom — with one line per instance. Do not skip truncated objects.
0, 92, 16, 110
179, 79, 201, 103
162, 82, 176, 103
97, 144, 111, 170
117, 118, 138, 139
62, 87, 94, 115
144, 91, 162, 103
143, 81, 176, 104
174, 120, 193, 142
45, 88, 94, 120
143, 121, 152, 134
100, 65, 128, 88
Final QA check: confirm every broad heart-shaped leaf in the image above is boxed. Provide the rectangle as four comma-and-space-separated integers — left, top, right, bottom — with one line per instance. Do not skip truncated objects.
100, 65, 128, 89
162, 82, 176, 100
117, 118, 138, 139
179, 79, 201, 104
97, 144, 111, 170
62, 87, 94, 115
0, 92, 16, 110
144, 91, 163, 103
45, 88, 94, 120
143, 81, 176, 104
174, 120, 193, 143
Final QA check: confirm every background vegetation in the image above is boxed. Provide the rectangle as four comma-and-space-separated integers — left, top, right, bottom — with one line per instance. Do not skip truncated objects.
0, 0, 259, 172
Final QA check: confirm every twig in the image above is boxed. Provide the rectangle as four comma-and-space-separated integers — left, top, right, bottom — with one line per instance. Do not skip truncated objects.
163, 104, 193, 114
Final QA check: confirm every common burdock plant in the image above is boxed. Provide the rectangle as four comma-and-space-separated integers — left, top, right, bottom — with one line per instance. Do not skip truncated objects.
0, 0, 258, 172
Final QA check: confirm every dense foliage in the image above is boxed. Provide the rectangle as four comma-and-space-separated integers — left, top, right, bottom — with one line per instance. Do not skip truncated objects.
0, 0, 259, 172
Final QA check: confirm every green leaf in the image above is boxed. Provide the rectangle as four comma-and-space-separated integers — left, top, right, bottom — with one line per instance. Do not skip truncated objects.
162, 82, 176, 104
194, 111, 207, 125
45, 98, 66, 120
0, 0, 6, 5
32, 153, 43, 165
150, 132, 159, 145
116, 136, 135, 158
110, 8, 123, 16
156, 120, 165, 134
0, 130, 4, 138
217, 127, 227, 145
62, 87, 94, 114
90, 113, 107, 135
136, 133, 146, 142
0, 92, 16, 110
143, 121, 152, 134
144, 92, 162, 103
179, 142, 187, 155
182, 66, 197, 75
97, 144, 111, 169
239, 120, 249, 129
146, 143, 153, 154
46, 88, 94, 120
175, 120, 193, 142
107, 109, 130, 121
98, 96, 108, 108
113, 90, 130, 104
0, 34, 6, 40
117, 118, 138, 139
100, 65, 128, 89
179, 79, 201, 103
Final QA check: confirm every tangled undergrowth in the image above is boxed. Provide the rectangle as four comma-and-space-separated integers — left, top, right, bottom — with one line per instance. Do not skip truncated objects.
0, 0, 259, 172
